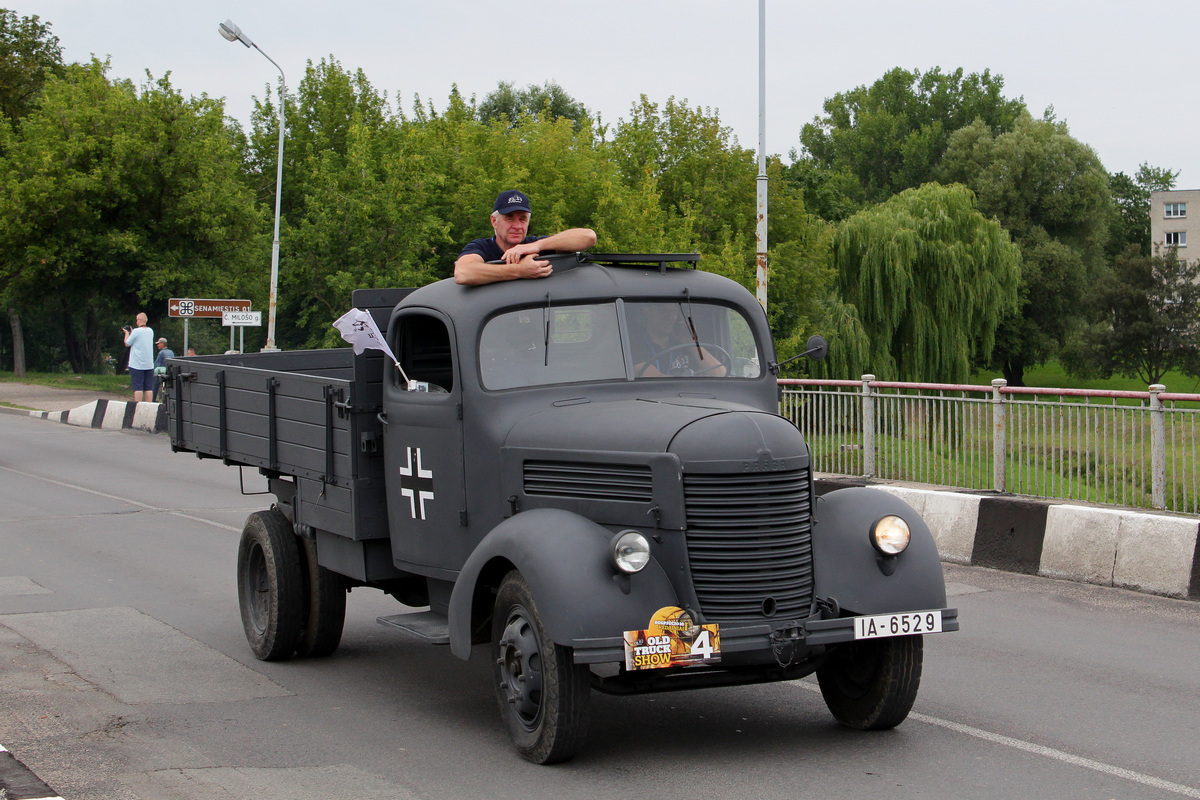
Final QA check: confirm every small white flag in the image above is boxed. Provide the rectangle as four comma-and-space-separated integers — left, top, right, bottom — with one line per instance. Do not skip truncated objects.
334, 308, 392, 357
333, 308, 410, 384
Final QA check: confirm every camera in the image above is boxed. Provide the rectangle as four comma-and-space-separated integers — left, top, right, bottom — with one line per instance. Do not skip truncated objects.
123, 325, 132, 332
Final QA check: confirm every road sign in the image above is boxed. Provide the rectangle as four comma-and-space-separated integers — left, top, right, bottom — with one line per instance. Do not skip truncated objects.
223, 311, 262, 327
169, 298, 252, 318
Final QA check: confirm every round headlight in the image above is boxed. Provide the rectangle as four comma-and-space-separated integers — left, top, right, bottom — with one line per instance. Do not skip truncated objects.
871, 515, 911, 556
612, 530, 651, 574
673, 609, 700, 638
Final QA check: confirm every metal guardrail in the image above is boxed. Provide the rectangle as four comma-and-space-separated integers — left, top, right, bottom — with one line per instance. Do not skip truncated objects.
779, 376, 1200, 514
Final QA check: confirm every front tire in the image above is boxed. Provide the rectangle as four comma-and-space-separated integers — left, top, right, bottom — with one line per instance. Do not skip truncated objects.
237, 509, 304, 661
492, 571, 591, 764
817, 635, 923, 730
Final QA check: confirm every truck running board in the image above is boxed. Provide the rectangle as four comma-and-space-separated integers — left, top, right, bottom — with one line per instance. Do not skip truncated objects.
376, 611, 450, 645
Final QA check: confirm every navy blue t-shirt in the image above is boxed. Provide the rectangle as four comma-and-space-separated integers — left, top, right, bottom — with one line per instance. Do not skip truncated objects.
458, 236, 545, 262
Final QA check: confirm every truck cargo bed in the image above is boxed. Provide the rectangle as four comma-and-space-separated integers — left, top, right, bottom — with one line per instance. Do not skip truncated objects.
165, 348, 388, 542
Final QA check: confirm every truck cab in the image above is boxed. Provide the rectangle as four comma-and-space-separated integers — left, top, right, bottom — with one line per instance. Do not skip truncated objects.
167, 253, 957, 764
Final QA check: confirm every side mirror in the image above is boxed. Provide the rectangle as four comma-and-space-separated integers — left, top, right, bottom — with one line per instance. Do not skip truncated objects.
804, 335, 828, 362
769, 334, 829, 374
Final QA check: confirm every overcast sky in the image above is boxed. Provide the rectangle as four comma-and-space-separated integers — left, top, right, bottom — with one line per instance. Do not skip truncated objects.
15, 0, 1198, 188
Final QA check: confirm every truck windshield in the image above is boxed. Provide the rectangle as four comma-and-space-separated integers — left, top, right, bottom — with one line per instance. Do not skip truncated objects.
479, 300, 761, 390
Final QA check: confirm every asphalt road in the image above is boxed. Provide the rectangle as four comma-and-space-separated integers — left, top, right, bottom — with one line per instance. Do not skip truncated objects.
1, 413, 1198, 800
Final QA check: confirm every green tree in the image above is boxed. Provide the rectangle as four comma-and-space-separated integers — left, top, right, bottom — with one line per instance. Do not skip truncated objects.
610, 95, 757, 246
832, 183, 1021, 382
795, 67, 1025, 207
1107, 163, 1178, 257
609, 95, 834, 349
477, 80, 587, 128
0, 9, 65, 374
1063, 246, 1200, 386
938, 112, 1111, 385
0, 10, 64, 126
282, 119, 446, 349
277, 82, 661, 348
250, 57, 411, 348
244, 57, 390, 232
780, 157, 863, 223
0, 60, 261, 371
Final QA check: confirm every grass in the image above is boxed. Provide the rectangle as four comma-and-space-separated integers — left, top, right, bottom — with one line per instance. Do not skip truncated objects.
792, 380, 1200, 514
970, 362, 1200, 395
0, 371, 132, 394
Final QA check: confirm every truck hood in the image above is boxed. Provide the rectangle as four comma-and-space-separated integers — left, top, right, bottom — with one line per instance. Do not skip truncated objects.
504, 398, 809, 468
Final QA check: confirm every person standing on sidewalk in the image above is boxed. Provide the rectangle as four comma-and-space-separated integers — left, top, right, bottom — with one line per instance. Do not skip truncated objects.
123, 312, 155, 402
152, 337, 174, 402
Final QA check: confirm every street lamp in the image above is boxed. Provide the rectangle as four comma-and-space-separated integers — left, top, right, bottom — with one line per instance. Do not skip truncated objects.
219, 19, 285, 352
755, 0, 768, 314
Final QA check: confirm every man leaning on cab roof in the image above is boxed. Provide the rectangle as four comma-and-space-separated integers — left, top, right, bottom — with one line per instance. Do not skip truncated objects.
453, 191, 596, 286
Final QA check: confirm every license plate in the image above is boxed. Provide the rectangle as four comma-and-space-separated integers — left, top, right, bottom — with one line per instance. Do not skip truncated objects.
853, 610, 943, 640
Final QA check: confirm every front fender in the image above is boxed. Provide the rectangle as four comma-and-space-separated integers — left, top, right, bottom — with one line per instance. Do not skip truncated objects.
448, 508, 678, 660
812, 487, 947, 615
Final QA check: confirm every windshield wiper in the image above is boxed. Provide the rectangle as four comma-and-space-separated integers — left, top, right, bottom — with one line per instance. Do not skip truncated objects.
681, 290, 703, 360
544, 291, 552, 367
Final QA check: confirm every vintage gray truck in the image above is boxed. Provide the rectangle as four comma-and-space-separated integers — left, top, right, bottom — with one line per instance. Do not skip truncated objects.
165, 252, 957, 763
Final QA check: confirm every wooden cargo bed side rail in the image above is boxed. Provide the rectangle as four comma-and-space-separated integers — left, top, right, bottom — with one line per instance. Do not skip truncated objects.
166, 349, 383, 489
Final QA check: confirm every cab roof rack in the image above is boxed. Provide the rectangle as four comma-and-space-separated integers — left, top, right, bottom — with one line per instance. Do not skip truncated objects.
585, 252, 700, 274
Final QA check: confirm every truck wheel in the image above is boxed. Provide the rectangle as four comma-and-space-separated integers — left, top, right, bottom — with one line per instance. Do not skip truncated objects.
492, 571, 591, 764
237, 509, 304, 661
294, 536, 346, 658
816, 635, 923, 730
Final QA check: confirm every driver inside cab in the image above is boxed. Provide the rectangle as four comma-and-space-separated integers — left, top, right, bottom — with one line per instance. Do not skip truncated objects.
630, 303, 727, 377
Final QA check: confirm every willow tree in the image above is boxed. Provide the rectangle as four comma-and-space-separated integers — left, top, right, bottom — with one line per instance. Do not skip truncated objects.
833, 182, 1021, 382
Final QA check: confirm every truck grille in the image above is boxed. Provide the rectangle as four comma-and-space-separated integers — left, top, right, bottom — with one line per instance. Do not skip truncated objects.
523, 461, 653, 503
683, 469, 814, 622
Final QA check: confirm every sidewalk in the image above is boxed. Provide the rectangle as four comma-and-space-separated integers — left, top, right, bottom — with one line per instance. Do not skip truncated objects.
0, 381, 166, 433
0, 381, 133, 413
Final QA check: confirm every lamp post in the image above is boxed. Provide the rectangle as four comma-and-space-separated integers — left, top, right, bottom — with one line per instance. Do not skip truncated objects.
755, 0, 768, 313
219, 19, 285, 352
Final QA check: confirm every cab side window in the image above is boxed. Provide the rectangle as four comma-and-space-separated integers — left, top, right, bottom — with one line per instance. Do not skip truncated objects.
393, 314, 454, 392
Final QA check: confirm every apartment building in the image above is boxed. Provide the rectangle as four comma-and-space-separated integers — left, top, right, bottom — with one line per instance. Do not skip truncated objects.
1150, 189, 1200, 260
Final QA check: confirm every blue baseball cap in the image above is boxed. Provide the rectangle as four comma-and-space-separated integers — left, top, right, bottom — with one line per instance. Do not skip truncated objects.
493, 190, 531, 215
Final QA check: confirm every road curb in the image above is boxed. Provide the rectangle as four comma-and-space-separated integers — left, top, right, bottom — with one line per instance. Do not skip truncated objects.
816, 478, 1200, 600
22, 398, 167, 433
0, 744, 63, 800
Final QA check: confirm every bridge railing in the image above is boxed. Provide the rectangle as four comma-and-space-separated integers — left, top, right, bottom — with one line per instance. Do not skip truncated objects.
778, 376, 1200, 514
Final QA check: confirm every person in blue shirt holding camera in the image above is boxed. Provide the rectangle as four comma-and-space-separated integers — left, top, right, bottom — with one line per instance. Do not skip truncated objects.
122, 312, 155, 402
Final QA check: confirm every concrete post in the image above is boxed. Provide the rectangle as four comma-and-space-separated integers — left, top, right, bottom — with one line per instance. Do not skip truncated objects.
862, 374, 876, 478
1149, 384, 1166, 509
992, 379, 1007, 493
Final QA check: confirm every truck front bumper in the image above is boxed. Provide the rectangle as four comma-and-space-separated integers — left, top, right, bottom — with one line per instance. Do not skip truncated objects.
571, 607, 959, 665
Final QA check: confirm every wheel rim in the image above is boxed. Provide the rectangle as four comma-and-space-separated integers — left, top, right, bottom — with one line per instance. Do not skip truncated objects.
244, 541, 270, 635
497, 607, 544, 730
831, 641, 881, 700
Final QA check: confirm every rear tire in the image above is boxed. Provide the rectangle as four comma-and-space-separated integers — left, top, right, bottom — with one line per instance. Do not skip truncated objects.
237, 509, 304, 661
492, 571, 591, 764
817, 635, 923, 730
294, 536, 347, 658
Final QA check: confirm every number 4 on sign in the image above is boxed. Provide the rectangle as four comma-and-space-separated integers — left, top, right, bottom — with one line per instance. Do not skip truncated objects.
689, 629, 714, 659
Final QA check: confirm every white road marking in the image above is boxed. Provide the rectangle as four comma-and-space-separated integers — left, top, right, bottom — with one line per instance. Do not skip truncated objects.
796, 681, 1200, 798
